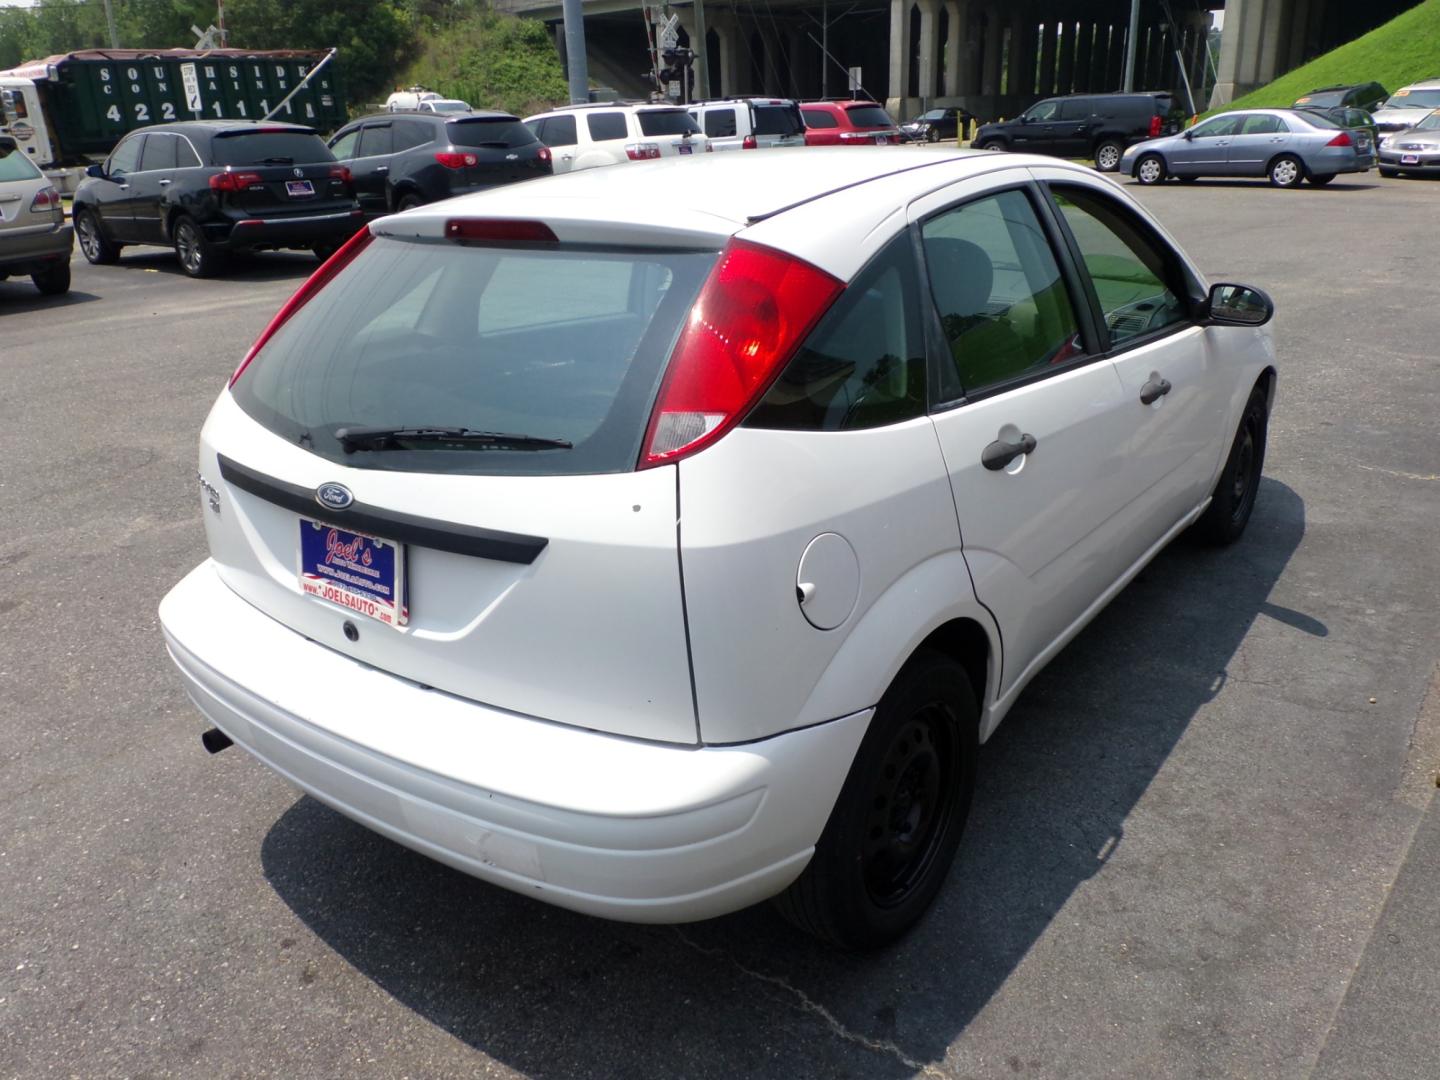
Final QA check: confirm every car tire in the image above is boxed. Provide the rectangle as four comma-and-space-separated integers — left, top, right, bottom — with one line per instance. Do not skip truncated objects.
1135, 153, 1167, 185
173, 215, 224, 278
1094, 139, 1124, 172
974, 139, 1003, 152
1379, 165, 1399, 178
74, 208, 120, 265
31, 261, 71, 296
925, 128, 941, 144
1268, 154, 1305, 188
396, 193, 425, 212
1193, 386, 1268, 546
772, 649, 978, 950
1308, 173, 1336, 186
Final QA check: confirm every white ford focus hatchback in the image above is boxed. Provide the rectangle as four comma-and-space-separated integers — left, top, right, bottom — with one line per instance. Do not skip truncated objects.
160, 149, 1276, 949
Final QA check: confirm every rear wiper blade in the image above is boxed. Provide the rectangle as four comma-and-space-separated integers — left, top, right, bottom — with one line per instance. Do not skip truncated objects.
335, 426, 573, 452
470, 141, 514, 149
259, 156, 295, 164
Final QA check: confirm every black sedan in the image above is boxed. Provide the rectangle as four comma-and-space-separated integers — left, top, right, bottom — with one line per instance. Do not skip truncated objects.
73, 121, 365, 278
899, 107, 973, 143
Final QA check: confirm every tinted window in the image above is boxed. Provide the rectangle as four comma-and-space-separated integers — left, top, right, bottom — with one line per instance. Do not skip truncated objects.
748, 233, 926, 432
1300, 91, 1345, 107
108, 134, 143, 175
392, 119, 432, 151
1239, 114, 1281, 135
329, 128, 361, 159
923, 189, 1081, 395
1189, 116, 1240, 138
802, 108, 838, 129
176, 137, 202, 168
844, 105, 892, 128
212, 131, 333, 165
449, 118, 536, 148
1051, 185, 1188, 348
753, 104, 803, 136
139, 132, 176, 171
922, 109, 946, 121
1298, 111, 1341, 130
0, 139, 42, 181
539, 114, 577, 147
357, 124, 394, 157
231, 238, 716, 477
1057, 98, 1091, 120
1026, 100, 1060, 121
702, 108, 738, 137
637, 110, 701, 136
587, 111, 629, 141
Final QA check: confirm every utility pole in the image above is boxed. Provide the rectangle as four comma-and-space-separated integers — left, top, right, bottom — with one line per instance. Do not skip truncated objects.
562, 0, 589, 104
101, 0, 120, 49
1122, 0, 1141, 91
691, 0, 709, 100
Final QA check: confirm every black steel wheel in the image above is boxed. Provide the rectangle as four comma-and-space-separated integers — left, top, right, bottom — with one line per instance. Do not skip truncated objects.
74, 208, 119, 265
1193, 385, 1269, 546
773, 649, 978, 949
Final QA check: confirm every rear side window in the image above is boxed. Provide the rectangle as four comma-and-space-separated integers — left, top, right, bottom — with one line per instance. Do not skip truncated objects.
748, 233, 926, 432
140, 132, 176, 171
213, 131, 333, 165
231, 238, 717, 476
844, 105, 892, 128
637, 110, 700, 136
802, 109, 838, 129
586, 112, 629, 141
0, 140, 42, 181
392, 119, 432, 151
702, 108, 738, 137
176, 137, 202, 168
1241, 114, 1284, 135
1057, 98, 1091, 120
753, 105, 803, 136
357, 124, 393, 157
537, 114, 577, 147
450, 118, 536, 148
922, 189, 1081, 395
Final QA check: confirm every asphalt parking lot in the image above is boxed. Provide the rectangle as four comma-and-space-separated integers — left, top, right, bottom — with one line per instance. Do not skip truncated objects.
2, 166, 1438, 1079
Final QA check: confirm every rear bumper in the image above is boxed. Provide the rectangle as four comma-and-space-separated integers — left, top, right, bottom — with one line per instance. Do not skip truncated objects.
0, 222, 72, 273
222, 209, 365, 249
159, 560, 871, 923
1306, 146, 1373, 173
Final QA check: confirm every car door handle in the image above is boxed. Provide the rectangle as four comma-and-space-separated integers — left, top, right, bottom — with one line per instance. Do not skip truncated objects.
158, 178, 171, 185
118, 183, 130, 190
1140, 376, 1172, 405
374, 166, 388, 173
981, 433, 1037, 471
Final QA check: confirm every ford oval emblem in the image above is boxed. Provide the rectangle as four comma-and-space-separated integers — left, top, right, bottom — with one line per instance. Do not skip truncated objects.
315, 482, 353, 511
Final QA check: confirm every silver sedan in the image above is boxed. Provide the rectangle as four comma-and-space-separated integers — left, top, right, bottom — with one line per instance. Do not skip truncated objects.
1120, 108, 1375, 188
1377, 109, 1440, 177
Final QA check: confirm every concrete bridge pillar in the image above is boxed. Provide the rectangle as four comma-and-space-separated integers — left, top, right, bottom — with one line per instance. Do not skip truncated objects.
1038, 20, 1057, 97
917, 0, 941, 101
1287, 0, 1313, 70
943, 0, 968, 97
888, 0, 913, 109
981, 5, 1003, 97
1257, 0, 1289, 85
710, 16, 740, 98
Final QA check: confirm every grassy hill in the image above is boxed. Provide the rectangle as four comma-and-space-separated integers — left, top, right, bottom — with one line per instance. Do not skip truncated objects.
1224, 0, 1440, 110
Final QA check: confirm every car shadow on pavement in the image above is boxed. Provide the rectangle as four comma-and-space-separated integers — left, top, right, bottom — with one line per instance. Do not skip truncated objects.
104, 248, 323, 281
261, 477, 1309, 1079
0, 285, 101, 312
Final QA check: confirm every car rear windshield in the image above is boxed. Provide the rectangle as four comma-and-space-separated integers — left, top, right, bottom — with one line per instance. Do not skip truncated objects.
1298, 111, 1341, 129
0, 141, 42, 180
753, 104, 804, 136
231, 236, 717, 476
448, 117, 537, 148
637, 110, 701, 136
212, 130, 334, 165
1301, 91, 1346, 107
844, 105, 892, 128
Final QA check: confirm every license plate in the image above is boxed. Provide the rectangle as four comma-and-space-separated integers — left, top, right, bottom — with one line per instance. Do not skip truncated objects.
299, 519, 407, 626
1401, 154, 1420, 165
286, 179, 315, 197
678, 143, 693, 155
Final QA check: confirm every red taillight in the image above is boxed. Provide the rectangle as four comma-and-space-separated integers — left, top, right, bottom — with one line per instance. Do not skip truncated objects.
208, 171, 263, 192
625, 142, 661, 160
1149, 115, 1163, 137
537, 145, 552, 165
1327, 131, 1353, 147
435, 151, 478, 169
742, 135, 758, 149
29, 186, 59, 212
229, 226, 373, 387
639, 240, 843, 468
328, 164, 351, 183
445, 218, 558, 244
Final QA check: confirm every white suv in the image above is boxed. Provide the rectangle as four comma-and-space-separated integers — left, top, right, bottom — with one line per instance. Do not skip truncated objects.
523, 102, 708, 172
689, 97, 806, 150
161, 149, 1276, 949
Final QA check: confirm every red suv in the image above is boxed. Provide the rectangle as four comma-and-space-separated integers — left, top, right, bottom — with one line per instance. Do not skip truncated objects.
799, 101, 900, 146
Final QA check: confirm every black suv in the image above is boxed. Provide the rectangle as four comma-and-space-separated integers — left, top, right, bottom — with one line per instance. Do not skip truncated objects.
327, 111, 552, 217
73, 121, 363, 278
972, 92, 1184, 171
1293, 83, 1387, 113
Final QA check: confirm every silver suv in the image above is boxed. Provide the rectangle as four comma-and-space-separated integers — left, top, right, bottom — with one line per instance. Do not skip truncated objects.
0, 134, 71, 296
523, 102, 709, 173
689, 98, 806, 151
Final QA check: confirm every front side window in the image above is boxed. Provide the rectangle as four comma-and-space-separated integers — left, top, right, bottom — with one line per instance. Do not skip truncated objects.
357, 124, 393, 157
329, 128, 360, 159
923, 188, 1081, 396
702, 108, 737, 137
1026, 100, 1060, 122
748, 233, 926, 432
586, 111, 628, 141
1050, 185, 1188, 348
108, 134, 143, 176
1190, 116, 1240, 138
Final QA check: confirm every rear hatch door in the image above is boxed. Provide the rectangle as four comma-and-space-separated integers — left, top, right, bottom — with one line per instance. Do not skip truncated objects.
637, 108, 707, 157
752, 103, 806, 148
843, 103, 900, 144
211, 128, 351, 216
446, 115, 551, 185
210, 227, 719, 744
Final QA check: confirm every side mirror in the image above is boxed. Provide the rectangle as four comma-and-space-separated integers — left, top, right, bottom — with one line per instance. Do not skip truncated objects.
1206, 283, 1274, 327
85, 162, 105, 178
1020, 115, 1032, 124
1182, 129, 1194, 141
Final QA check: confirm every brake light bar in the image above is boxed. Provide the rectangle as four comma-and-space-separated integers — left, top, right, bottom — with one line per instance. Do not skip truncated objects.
229, 226, 373, 386
639, 239, 843, 468
209, 171, 264, 192
626, 142, 661, 160
444, 218, 558, 244
435, 151, 479, 169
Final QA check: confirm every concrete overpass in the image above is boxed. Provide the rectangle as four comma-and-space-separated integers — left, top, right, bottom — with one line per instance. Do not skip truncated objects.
495, 0, 1419, 119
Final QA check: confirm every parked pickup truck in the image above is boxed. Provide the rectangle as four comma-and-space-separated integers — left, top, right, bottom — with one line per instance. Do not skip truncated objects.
0, 48, 347, 191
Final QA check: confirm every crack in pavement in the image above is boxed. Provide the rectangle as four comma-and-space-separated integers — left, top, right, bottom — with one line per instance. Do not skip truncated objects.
672, 928, 954, 1078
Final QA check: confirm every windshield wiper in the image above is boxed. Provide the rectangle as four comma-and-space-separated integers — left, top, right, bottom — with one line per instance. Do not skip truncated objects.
335, 426, 573, 452
259, 156, 295, 164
